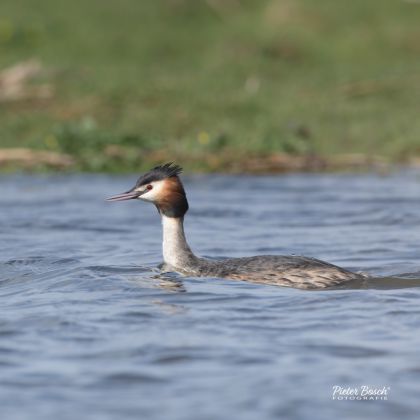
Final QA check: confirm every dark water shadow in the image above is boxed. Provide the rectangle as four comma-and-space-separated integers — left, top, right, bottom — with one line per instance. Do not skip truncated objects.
330, 274, 420, 290
363, 275, 420, 290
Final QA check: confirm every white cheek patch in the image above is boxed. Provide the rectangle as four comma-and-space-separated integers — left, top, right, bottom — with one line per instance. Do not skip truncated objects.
136, 180, 165, 202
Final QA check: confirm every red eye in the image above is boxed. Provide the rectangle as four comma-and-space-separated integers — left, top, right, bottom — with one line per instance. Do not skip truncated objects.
146, 184, 153, 190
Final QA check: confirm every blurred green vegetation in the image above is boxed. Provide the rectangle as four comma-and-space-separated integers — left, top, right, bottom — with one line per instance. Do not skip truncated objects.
1, 0, 420, 171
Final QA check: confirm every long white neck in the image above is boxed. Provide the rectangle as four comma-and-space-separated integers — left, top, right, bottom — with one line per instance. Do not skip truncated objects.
161, 215, 196, 269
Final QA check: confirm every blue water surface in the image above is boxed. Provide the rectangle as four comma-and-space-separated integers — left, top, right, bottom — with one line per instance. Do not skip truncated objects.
1, 171, 420, 420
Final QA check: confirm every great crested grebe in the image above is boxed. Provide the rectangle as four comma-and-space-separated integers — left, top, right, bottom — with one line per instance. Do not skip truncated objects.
107, 163, 367, 289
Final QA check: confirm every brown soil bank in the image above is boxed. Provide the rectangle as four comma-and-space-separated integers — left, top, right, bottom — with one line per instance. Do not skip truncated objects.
0, 148, 404, 173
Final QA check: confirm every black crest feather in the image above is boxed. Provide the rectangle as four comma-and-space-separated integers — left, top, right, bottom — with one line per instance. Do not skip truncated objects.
135, 162, 183, 187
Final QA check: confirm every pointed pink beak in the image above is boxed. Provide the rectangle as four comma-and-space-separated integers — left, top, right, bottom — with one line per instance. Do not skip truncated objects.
106, 191, 140, 202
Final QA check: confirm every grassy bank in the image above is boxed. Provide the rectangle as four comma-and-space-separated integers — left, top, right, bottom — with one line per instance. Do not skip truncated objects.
1, 0, 420, 172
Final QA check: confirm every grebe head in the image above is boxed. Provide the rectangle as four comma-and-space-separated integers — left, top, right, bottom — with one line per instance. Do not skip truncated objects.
106, 162, 189, 218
